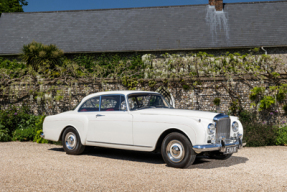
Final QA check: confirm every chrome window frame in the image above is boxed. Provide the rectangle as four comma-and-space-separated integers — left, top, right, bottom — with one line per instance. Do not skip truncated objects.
99, 94, 127, 112
126, 92, 172, 111
77, 96, 101, 113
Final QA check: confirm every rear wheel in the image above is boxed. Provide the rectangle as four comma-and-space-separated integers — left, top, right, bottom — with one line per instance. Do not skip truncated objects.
62, 127, 85, 155
161, 132, 196, 168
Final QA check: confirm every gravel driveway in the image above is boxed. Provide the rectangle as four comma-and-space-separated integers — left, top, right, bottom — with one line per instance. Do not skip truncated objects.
0, 142, 286, 191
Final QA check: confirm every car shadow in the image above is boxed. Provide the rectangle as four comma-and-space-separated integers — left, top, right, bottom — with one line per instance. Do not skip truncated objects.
49, 147, 248, 168
49, 147, 164, 164
187, 155, 249, 169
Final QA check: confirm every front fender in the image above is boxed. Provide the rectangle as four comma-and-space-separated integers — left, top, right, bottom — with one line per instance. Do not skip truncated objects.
132, 114, 206, 150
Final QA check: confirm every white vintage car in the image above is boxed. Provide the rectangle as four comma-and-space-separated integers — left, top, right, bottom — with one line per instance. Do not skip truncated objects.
42, 91, 244, 168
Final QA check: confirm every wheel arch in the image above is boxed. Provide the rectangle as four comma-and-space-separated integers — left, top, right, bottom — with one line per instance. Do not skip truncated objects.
58, 125, 80, 142
154, 128, 193, 153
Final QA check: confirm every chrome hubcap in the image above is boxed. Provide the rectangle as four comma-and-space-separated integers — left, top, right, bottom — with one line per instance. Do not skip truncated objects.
65, 132, 77, 150
166, 140, 185, 163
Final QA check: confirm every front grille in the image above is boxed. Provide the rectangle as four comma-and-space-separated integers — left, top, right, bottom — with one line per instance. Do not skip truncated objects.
215, 117, 231, 141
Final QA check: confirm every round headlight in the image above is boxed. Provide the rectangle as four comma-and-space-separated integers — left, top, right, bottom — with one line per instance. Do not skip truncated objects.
208, 123, 216, 135
232, 121, 239, 132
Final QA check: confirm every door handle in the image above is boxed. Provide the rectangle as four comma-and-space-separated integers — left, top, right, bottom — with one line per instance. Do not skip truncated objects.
96, 114, 105, 118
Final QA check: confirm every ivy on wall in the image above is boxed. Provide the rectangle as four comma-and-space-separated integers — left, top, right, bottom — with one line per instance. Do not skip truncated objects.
1, 42, 287, 124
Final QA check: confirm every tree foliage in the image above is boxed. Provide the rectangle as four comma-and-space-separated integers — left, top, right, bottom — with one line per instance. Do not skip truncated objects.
20, 41, 64, 71
0, 0, 28, 14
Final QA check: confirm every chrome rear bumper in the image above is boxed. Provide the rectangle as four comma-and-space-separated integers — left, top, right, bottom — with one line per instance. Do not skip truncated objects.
193, 134, 246, 154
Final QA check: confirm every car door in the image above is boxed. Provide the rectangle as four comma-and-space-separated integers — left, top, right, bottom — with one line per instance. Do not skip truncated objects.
78, 96, 101, 141
87, 95, 133, 145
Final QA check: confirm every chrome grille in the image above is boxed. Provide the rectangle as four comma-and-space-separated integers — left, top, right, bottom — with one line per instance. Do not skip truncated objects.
215, 117, 231, 141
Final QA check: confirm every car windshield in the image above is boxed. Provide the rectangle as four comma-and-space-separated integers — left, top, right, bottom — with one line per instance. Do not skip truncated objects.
128, 93, 172, 110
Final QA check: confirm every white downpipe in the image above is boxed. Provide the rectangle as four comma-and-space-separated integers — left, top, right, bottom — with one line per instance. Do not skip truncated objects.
261, 46, 267, 55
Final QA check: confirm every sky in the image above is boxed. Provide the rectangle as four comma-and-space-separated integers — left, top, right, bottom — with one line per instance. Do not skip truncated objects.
23, 0, 278, 12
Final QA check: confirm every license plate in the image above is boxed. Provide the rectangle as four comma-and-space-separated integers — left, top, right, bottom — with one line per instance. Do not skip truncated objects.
224, 146, 238, 154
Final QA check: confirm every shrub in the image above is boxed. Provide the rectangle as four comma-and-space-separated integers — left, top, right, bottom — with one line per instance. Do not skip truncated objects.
0, 105, 46, 142
34, 115, 45, 131
0, 105, 31, 135
21, 41, 64, 71
229, 99, 240, 115
0, 123, 11, 142
242, 123, 277, 147
239, 110, 277, 147
12, 115, 46, 142
182, 84, 190, 91
73, 54, 95, 72
33, 130, 49, 143
19, 114, 45, 129
33, 116, 49, 143
213, 98, 221, 106
276, 126, 287, 146
12, 127, 35, 141
0, 129, 11, 142
0, 58, 26, 69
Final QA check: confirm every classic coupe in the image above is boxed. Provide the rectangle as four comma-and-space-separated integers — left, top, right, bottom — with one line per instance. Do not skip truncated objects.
42, 91, 244, 168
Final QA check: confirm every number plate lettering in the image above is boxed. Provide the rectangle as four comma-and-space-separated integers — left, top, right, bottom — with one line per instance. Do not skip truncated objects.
224, 146, 238, 154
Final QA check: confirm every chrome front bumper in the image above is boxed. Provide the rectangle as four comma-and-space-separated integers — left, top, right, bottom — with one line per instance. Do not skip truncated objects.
193, 134, 246, 154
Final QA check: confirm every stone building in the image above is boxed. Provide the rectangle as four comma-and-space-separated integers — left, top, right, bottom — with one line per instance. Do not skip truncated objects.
0, 0, 287, 57
1, 0, 287, 116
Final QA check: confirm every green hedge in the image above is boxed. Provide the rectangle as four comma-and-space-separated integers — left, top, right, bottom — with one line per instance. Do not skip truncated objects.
239, 110, 287, 147
0, 105, 49, 143
276, 126, 287, 145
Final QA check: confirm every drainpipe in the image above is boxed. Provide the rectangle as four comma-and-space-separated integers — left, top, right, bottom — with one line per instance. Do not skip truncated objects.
261, 46, 267, 55
261, 46, 268, 71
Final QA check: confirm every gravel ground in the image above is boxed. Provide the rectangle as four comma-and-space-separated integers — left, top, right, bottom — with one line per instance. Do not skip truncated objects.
0, 142, 286, 192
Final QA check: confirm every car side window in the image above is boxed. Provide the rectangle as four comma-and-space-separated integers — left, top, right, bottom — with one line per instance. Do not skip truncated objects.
128, 97, 138, 110
100, 95, 127, 111
79, 97, 100, 112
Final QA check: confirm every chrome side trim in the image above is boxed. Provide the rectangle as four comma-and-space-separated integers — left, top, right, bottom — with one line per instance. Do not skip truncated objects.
86, 140, 153, 148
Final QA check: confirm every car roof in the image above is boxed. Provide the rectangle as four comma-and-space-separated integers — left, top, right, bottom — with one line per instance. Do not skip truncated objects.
74, 90, 162, 111
83, 90, 159, 100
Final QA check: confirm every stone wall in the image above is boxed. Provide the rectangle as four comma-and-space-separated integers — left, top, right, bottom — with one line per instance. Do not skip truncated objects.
1, 46, 287, 123
0, 77, 285, 120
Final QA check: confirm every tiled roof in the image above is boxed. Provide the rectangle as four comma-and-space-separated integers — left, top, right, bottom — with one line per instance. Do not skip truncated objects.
0, 1, 287, 55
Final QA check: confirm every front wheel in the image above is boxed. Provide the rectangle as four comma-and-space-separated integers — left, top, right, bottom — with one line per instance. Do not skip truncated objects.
161, 132, 196, 168
62, 127, 85, 155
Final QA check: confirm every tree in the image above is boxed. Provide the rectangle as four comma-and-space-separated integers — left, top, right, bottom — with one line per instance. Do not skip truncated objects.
0, 0, 28, 14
